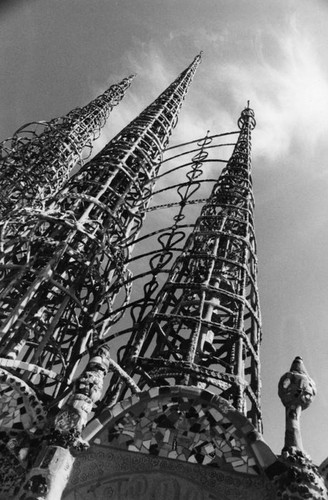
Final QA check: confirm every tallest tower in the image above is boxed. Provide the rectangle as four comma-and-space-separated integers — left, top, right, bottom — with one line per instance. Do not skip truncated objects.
0, 55, 201, 500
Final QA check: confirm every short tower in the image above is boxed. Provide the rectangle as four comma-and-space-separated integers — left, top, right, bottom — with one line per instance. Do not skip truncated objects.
0, 75, 134, 213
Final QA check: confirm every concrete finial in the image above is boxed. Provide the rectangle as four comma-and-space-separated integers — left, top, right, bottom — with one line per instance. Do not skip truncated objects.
278, 357, 316, 452
278, 356, 316, 411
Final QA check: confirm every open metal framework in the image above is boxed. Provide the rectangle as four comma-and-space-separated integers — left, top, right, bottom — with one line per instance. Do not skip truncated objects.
0, 75, 134, 215
0, 54, 271, 498
95, 105, 262, 430
0, 55, 201, 416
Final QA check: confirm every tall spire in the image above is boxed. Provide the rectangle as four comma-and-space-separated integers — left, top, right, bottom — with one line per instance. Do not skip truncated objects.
79, 107, 281, 495
0, 74, 134, 215
0, 54, 201, 407
0, 54, 200, 500
56, 52, 202, 249
108, 104, 262, 429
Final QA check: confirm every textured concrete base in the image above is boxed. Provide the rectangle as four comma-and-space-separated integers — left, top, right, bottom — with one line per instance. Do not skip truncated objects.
64, 445, 275, 500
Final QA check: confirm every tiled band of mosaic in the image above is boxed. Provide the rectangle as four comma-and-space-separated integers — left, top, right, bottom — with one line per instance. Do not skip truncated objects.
0, 368, 46, 432
86, 386, 276, 476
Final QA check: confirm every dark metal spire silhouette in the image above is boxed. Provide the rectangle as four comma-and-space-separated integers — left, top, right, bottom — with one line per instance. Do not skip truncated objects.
0, 54, 201, 500
0, 53, 201, 427
0, 75, 134, 215
107, 104, 262, 430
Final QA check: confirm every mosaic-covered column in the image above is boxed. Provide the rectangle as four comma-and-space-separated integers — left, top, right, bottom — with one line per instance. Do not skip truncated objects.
272, 357, 327, 499
17, 345, 110, 500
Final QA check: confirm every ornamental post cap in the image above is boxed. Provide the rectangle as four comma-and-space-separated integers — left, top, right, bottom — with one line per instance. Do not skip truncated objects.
278, 356, 316, 411
290, 356, 306, 374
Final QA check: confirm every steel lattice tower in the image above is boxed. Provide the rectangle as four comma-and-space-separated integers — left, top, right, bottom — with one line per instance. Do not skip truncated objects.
101, 105, 262, 429
0, 75, 134, 215
0, 54, 200, 396
75, 105, 277, 497
62, 102, 328, 500
0, 54, 325, 499
0, 55, 201, 499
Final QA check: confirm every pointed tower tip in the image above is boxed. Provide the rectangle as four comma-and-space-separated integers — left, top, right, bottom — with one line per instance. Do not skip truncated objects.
238, 104, 256, 130
189, 52, 203, 69
290, 356, 306, 374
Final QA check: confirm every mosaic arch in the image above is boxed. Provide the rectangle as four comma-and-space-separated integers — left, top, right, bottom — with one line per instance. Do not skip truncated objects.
87, 386, 276, 476
0, 367, 46, 432
0, 368, 46, 498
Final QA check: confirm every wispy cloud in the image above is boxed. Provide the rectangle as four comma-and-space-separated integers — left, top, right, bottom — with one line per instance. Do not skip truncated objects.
90, 3, 328, 173
208, 23, 328, 162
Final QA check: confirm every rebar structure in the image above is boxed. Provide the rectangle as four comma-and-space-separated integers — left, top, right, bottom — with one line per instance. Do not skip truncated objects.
1, 52, 326, 498
70, 105, 277, 498
100, 104, 262, 430
0, 54, 201, 499
0, 75, 134, 215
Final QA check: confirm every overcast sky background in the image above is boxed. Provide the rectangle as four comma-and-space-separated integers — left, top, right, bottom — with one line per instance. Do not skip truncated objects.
1, 0, 328, 465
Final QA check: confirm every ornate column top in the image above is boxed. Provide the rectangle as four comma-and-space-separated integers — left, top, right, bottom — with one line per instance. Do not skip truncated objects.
278, 356, 316, 414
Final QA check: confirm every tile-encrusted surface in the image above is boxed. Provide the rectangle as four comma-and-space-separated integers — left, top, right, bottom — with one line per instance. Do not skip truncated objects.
65, 444, 275, 500
86, 386, 272, 477
104, 389, 258, 474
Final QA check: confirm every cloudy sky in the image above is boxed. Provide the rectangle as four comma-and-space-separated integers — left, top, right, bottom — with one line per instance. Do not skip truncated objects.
1, 0, 328, 464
